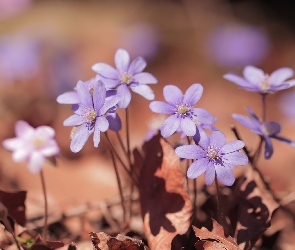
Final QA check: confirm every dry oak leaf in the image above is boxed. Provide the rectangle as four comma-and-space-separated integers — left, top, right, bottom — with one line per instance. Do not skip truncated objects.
193, 219, 240, 250
137, 133, 192, 250
89, 232, 147, 250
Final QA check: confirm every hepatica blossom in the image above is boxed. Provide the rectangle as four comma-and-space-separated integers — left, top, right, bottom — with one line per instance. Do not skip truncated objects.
92, 48, 158, 109
233, 107, 295, 159
224, 66, 295, 94
149, 84, 215, 138
2, 121, 60, 174
175, 130, 248, 186
62, 80, 120, 153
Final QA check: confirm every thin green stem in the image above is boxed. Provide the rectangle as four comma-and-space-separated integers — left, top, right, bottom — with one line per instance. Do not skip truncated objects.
109, 149, 126, 222
40, 170, 48, 243
261, 94, 267, 122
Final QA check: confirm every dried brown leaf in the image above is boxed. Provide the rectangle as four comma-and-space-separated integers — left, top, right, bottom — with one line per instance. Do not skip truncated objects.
193, 219, 240, 250
137, 133, 192, 250
0, 189, 27, 226
89, 232, 147, 250
230, 167, 280, 250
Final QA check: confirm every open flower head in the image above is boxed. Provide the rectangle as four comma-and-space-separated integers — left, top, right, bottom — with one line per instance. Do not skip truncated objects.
233, 107, 295, 159
63, 80, 120, 153
2, 121, 60, 174
175, 130, 248, 186
149, 84, 215, 138
92, 48, 158, 109
57, 78, 121, 132
224, 65, 295, 94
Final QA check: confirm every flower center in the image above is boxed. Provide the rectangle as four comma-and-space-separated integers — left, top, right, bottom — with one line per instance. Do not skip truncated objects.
33, 138, 45, 149
260, 74, 270, 92
120, 72, 133, 84
206, 145, 220, 160
80, 107, 97, 129
175, 103, 192, 117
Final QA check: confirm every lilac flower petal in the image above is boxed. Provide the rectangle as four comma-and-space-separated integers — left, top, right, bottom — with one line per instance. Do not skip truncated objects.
246, 107, 260, 121
160, 115, 180, 138
243, 65, 264, 84
221, 140, 245, 153
193, 108, 215, 125
133, 72, 157, 84
63, 115, 84, 126
163, 85, 183, 105
99, 78, 120, 89
271, 82, 295, 92
15, 120, 34, 138
215, 163, 235, 186
93, 81, 106, 111
223, 73, 254, 88
131, 84, 155, 100
196, 126, 210, 150
56, 91, 79, 104
2, 138, 23, 150
181, 117, 196, 136
187, 157, 208, 179
92, 63, 119, 79
27, 151, 44, 174
175, 145, 206, 159
232, 114, 262, 135
272, 135, 295, 147
70, 125, 91, 153
209, 131, 226, 148
35, 126, 55, 139
117, 84, 132, 109
128, 56, 146, 74
12, 147, 31, 162
106, 113, 122, 131
95, 116, 109, 132
99, 96, 121, 115
76, 81, 92, 108
270, 67, 294, 85
149, 101, 174, 114
263, 121, 281, 136
183, 83, 203, 106
263, 135, 273, 159
115, 49, 130, 72
205, 161, 215, 185
222, 151, 248, 166
39, 140, 60, 157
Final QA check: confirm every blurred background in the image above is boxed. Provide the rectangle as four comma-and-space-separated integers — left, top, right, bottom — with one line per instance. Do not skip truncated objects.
0, 0, 295, 237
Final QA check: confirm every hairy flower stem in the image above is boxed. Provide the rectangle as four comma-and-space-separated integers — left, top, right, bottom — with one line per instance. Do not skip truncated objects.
104, 132, 138, 187
40, 170, 48, 243
261, 93, 267, 121
2, 217, 21, 250
116, 132, 128, 159
214, 175, 228, 234
109, 149, 126, 222
125, 108, 132, 168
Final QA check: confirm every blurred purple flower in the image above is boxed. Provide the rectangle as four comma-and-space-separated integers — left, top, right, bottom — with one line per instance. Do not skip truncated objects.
206, 25, 270, 68
149, 84, 215, 138
62, 80, 120, 153
279, 90, 295, 120
118, 23, 159, 61
224, 66, 295, 94
233, 107, 295, 159
2, 120, 60, 174
175, 130, 248, 186
0, 34, 41, 83
0, 0, 31, 20
92, 48, 158, 109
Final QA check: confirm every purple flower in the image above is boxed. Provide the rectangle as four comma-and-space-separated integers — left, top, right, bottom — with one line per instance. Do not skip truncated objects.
92, 48, 158, 109
224, 66, 295, 94
175, 130, 248, 186
57, 78, 121, 132
232, 107, 295, 159
2, 121, 60, 174
63, 80, 120, 153
149, 84, 215, 138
